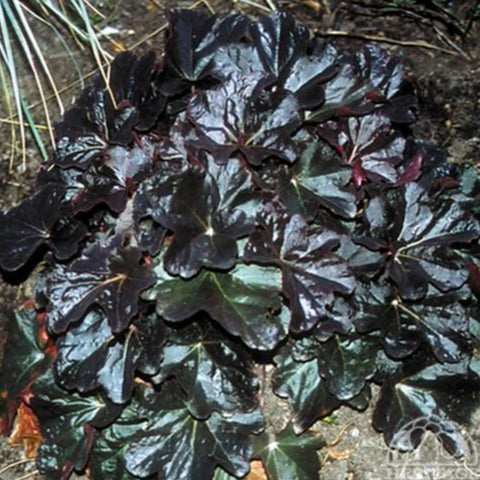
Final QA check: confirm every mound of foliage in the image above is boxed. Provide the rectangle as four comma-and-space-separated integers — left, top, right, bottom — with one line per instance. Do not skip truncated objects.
1, 8, 480, 480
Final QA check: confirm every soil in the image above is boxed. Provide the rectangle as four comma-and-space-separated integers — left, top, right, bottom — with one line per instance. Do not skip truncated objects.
0, 1, 480, 479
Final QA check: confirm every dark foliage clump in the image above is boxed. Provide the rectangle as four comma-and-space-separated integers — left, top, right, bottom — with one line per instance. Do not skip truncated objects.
1, 9, 480, 480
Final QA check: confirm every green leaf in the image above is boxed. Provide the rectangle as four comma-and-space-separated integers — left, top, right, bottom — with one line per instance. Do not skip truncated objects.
103, 383, 264, 480
317, 335, 378, 401
145, 258, 286, 350
153, 321, 258, 418
278, 141, 356, 220
0, 306, 52, 433
31, 370, 122, 479
272, 345, 339, 433
89, 395, 155, 480
212, 467, 241, 480
253, 424, 325, 480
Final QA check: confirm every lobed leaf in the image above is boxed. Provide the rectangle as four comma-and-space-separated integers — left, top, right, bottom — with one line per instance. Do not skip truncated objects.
153, 321, 258, 418
245, 208, 355, 332
47, 243, 156, 334
118, 383, 264, 480
145, 257, 286, 351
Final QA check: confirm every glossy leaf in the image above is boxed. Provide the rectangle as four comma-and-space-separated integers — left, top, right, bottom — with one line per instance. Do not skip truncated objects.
353, 282, 470, 362
72, 139, 155, 214
0, 184, 65, 271
54, 310, 165, 404
165, 10, 247, 81
47, 244, 156, 334
188, 73, 302, 165
253, 423, 325, 480
280, 42, 338, 109
317, 335, 378, 401
306, 61, 370, 122
145, 258, 286, 350
31, 370, 122, 480
318, 113, 406, 187
120, 384, 264, 479
54, 51, 162, 169
245, 209, 355, 332
359, 183, 480, 299
272, 345, 339, 434
89, 392, 156, 480
278, 141, 356, 220
140, 158, 259, 278
373, 359, 480, 455
250, 10, 309, 78
153, 321, 258, 418
355, 45, 415, 123
0, 10, 479, 479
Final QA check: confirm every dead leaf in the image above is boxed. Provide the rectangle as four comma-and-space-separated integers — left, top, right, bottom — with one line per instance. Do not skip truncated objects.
8, 401, 43, 458
247, 460, 268, 480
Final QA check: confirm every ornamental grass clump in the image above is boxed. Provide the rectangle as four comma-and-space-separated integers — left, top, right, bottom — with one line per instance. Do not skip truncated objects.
1, 9, 480, 480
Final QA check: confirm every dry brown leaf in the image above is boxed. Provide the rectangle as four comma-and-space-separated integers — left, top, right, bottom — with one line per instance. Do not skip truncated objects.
246, 460, 268, 480
8, 401, 43, 458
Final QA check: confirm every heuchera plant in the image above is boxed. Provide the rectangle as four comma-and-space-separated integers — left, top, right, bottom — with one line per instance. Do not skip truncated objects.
1, 9, 480, 480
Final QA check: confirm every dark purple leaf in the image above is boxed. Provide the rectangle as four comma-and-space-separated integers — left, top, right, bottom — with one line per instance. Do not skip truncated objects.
250, 10, 309, 77
353, 281, 470, 362
0, 184, 65, 271
188, 73, 302, 165
373, 359, 479, 455
357, 183, 479, 299
140, 158, 259, 278
278, 140, 357, 220
54, 118, 107, 170
54, 52, 163, 169
120, 383, 263, 479
72, 138, 154, 214
391, 184, 479, 298
306, 61, 371, 122
211, 44, 263, 80
54, 310, 165, 404
318, 113, 406, 187
355, 45, 416, 123
49, 216, 88, 261
397, 152, 422, 185
47, 244, 156, 334
245, 207, 355, 332
280, 42, 338, 109
165, 10, 247, 81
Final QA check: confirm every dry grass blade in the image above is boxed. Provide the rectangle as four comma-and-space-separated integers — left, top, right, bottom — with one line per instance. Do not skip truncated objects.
0, 458, 35, 475
12, 470, 40, 480
0, 4, 27, 169
0, 59, 17, 170
0, 0, 110, 172
3, 0, 57, 151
